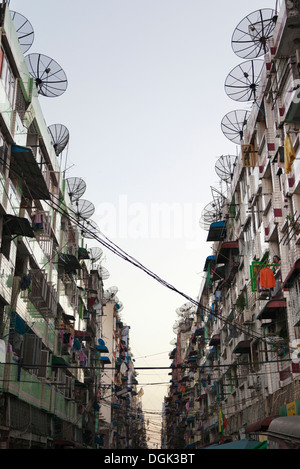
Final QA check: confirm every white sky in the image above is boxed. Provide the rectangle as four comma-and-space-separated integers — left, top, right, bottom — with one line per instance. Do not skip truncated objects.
11, 0, 279, 448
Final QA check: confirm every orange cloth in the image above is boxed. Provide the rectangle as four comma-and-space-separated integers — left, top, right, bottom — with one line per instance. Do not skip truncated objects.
284, 134, 296, 174
260, 267, 276, 289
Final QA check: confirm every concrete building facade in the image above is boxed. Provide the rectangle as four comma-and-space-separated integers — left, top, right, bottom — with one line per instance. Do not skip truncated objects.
164, 1, 300, 449
0, 2, 146, 449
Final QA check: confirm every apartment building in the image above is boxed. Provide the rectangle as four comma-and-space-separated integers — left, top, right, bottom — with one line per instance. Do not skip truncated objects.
164, 1, 300, 449
0, 2, 146, 449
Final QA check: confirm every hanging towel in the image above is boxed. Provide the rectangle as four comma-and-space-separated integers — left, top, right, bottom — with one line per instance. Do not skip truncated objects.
284, 134, 296, 174
260, 267, 276, 289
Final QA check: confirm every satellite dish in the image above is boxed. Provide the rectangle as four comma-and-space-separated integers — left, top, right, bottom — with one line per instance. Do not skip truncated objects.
172, 321, 180, 334
221, 109, 250, 144
104, 286, 118, 300
98, 265, 110, 280
71, 199, 95, 220
176, 302, 197, 318
10, 11, 34, 53
225, 59, 264, 102
80, 219, 100, 239
89, 247, 103, 265
48, 124, 69, 156
25, 53, 68, 97
215, 155, 237, 182
66, 177, 86, 202
211, 185, 227, 203
232, 9, 277, 59
200, 198, 225, 231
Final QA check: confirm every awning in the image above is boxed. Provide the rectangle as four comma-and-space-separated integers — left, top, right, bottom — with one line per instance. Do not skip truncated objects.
268, 415, 300, 441
96, 338, 109, 353
257, 299, 286, 320
78, 247, 90, 260
75, 330, 91, 340
58, 253, 82, 273
10, 144, 51, 200
212, 265, 225, 282
3, 214, 35, 238
204, 255, 216, 271
61, 309, 75, 322
187, 356, 197, 362
206, 221, 227, 242
209, 334, 220, 346
232, 340, 251, 354
51, 355, 68, 367
216, 241, 239, 263
245, 415, 279, 434
282, 259, 300, 289
194, 327, 204, 337
186, 417, 195, 423
100, 356, 111, 364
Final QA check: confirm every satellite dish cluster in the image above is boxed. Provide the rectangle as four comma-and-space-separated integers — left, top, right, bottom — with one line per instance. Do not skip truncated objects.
8, 5, 70, 159
8, 5, 110, 283
199, 8, 278, 232
65, 176, 108, 280
172, 302, 197, 334
221, 8, 278, 145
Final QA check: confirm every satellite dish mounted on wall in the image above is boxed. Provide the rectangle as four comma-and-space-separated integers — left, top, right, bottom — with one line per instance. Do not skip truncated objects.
172, 321, 180, 335
231, 9, 277, 59
48, 124, 69, 156
225, 59, 264, 102
25, 53, 68, 97
104, 286, 118, 301
71, 199, 95, 220
215, 155, 237, 182
66, 177, 86, 202
211, 185, 227, 204
200, 197, 225, 232
176, 302, 196, 318
98, 265, 110, 281
10, 11, 34, 53
89, 247, 103, 267
80, 219, 101, 239
221, 110, 250, 144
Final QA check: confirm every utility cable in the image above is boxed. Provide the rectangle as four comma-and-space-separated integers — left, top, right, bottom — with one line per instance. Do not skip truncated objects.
2, 156, 297, 360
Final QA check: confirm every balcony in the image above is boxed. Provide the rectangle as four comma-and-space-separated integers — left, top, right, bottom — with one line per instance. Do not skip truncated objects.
9, 144, 51, 200
256, 298, 286, 321
2, 214, 35, 240
22, 269, 58, 318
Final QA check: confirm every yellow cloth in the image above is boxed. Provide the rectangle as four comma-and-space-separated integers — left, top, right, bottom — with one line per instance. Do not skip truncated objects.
284, 134, 296, 174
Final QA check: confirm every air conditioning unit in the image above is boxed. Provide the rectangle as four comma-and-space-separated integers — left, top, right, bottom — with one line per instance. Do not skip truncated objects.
247, 375, 257, 389
243, 309, 254, 324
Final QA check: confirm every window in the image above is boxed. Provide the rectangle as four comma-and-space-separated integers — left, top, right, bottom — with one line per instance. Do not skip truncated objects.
21, 333, 42, 375
0, 218, 11, 260
0, 132, 9, 176
0, 48, 16, 107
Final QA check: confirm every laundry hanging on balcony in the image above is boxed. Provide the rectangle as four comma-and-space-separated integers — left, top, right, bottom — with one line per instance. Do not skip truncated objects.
32, 212, 46, 232
260, 266, 276, 289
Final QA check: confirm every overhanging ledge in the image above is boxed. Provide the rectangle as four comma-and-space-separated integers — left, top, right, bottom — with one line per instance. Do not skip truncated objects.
282, 259, 300, 289
257, 299, 286, 320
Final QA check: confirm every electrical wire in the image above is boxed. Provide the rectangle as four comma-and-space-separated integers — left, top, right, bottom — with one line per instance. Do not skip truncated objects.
2, 154, 291, 351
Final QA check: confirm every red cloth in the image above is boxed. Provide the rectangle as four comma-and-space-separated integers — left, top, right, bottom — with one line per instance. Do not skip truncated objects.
260, 267, 276, 289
